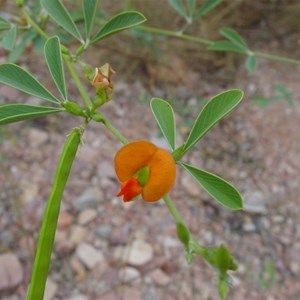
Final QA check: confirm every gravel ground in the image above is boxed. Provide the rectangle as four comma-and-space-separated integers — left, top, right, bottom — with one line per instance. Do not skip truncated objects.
1, 48, 300, 300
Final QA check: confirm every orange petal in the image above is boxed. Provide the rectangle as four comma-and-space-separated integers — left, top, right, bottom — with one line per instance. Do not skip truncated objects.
142, 149, 176, 202
117, 178, 143, 202
114, 141, 157, 182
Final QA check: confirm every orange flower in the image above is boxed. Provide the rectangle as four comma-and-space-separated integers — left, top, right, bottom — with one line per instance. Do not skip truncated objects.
114, 140, 176, 202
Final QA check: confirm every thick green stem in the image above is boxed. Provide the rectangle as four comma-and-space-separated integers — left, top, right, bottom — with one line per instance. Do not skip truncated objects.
27, 128, 82, 300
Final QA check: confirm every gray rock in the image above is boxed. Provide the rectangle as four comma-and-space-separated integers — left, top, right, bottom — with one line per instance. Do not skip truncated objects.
73, 188, 103, 210
78, 209, 98, 225
181, 175, 201, 197
1, 295, 20, 300
243, 222, 256, 232
76, 242, 104, 269
243, 191, 267, 214
149, 268, 171, 286
163, 236, 181, 248
0, 253, 23, 292
96, 224, 112, 239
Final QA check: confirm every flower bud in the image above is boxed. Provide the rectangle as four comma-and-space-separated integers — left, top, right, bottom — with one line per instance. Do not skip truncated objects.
91, 63, 115, 90
62, 101, 85, 117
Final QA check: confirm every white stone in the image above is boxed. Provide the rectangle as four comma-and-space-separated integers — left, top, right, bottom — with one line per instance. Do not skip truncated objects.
163, 236, 181, 248
243, 191, 267, 214
76, 243, 104, 269
243, 222, 256, 232
67, 294, 88, 300
44, 278, 58, 300
124, 239, 153, 266
119, 267, 141, 283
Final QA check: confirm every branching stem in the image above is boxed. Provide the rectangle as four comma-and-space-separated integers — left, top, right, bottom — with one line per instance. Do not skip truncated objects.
138, 25, 300, 65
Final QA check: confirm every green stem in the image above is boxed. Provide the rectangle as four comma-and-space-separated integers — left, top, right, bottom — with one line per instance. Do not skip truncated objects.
20, 6, 126, 144
163, 194, 185, 224
63, 56, 93, 110
253, 51, 300, 65
21, 7, 48, 39
27, 128, 82, 300
20, 7, 93, 110
138, 25, 300, 65
138, 25, 213, 46
163, 194, 205, 255
92, 112, 128, 145
103, 118, 128, 145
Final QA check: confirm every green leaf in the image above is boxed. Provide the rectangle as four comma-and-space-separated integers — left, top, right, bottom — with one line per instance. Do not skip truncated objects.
44, 36, 67, 100
8, 31, 37, 63
0, 16, 11, 31
181, 162, 243, 210
0, 104, 63, 125
250, 96, 269, 109
218, 275, 230, 300
83, 0, 98, 39
215, 244, 237, 272
2, 26, 17, 50
246, 55, 256, 72
33, 35, 45, 53
183, 89, 243, 153
220, 27, 248, 50
41, 0, 82, 42
187, 0, 197, 16
208, 40, 246, 53
0, 64, 60, 103
176, 222, 190, 246
150, 98, 176, 150
274, 83, 292, 96
91, 11, 147, 43
197, 0, 223, 17
168, 0, 188, 18
26, 128, 81, 300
